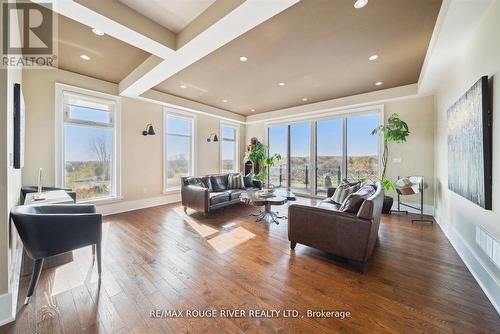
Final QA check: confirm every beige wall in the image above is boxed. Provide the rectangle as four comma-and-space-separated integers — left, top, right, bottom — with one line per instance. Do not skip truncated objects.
245, 95, 435, 207
434, 0, 500, 284
21, 69, 245, 205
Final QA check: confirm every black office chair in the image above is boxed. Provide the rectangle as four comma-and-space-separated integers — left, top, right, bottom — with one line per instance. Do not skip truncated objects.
10, 204, 102, 304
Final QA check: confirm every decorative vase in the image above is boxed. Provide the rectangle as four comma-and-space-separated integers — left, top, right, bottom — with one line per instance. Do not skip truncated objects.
382, 195, 394, 214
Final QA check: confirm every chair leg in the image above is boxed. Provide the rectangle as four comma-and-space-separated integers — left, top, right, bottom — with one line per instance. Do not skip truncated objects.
25, 258, 44, 305
290, 241, 297, 250
92, 244, 96, 262
96, 242, 102, 276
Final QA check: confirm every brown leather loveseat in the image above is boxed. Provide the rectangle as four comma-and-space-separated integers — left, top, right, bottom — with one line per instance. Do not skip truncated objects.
288, 183, 384, 271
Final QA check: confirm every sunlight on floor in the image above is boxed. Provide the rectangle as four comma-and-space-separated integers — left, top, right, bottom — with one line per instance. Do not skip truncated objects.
174, 208, 219, 237
207, 227, 256, 253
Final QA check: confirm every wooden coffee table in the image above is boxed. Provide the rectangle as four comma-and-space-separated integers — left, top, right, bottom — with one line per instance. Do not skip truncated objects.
242, 189, 295, 224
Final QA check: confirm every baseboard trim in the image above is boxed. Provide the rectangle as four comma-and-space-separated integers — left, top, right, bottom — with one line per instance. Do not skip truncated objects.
434, 212, 500, 315
0, 292, 14, 327
96, 193, 181, 216
392, 203, 435, 216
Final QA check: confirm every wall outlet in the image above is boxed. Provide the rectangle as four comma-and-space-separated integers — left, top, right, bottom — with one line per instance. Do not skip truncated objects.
392, 157, 402, 163
476, 226, 500, 269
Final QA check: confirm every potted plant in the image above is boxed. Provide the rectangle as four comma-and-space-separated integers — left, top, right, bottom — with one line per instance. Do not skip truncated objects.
371, 113, 410, 213
244, 140, 281, 188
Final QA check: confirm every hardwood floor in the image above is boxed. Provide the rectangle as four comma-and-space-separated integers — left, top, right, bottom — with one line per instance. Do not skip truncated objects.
1, 198, 499, 333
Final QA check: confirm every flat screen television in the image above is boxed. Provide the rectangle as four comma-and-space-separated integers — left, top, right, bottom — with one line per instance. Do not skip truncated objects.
13, 83, 25, 169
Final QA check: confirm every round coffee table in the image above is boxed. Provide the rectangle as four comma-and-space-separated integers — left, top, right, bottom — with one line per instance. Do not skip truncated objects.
242, 190, 292, 224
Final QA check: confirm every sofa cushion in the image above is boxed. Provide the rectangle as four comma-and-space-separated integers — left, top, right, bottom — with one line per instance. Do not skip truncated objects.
209, 192, 229, 205
185, 177, 205, 188
228, 174, 245, 189
340, 186, 375, 214
210, 175, 228, 192
243, 174, 254, 188
331, 183, 360, 204
227, 189, 245, 200
202, 176, 213, 192
316, 199, 341, 211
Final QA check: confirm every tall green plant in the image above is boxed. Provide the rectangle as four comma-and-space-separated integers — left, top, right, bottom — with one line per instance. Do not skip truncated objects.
244, 142, 281, 184
371, 113, 410, 190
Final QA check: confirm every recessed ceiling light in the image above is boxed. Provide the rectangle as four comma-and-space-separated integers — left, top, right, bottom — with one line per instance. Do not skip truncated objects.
239, 56, 248, 62
251, 109, 255, 112
369, 54, 378, 61
279, 82, 285, 86
180, 85, 187, 89
302, 98, 308, 101
92, 28, 105, 36
354, 0, 368, 9
222, 99, 228, 103
80, 54, 90, 60
375, 81, 383, 86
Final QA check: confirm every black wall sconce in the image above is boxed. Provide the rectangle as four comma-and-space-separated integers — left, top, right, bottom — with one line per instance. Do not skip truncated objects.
207, 133, 219, 142
142, 124, 156, 136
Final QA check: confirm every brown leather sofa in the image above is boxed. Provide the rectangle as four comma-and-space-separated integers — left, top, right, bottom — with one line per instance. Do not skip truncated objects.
181, 174, 262, 216
288, 183, 384, 271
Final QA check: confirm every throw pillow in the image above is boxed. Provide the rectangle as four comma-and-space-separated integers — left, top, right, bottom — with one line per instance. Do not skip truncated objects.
185, 177, 205, 188
243, 174, 254, 188
340, 186, 375, 214
210, 175, 228, 192
202, 176, 213, 192
331, 183, 360, 205
228, 174, 245, 189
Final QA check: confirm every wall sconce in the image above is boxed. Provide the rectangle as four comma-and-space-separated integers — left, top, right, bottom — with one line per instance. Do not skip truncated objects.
142, 124, 156, 136
207, 133, 219, 142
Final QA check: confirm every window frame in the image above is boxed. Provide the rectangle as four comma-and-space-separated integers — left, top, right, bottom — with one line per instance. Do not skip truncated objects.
163, 107, 197, 192
265, 105, 383, 198
55, 83, 122, 203
219, 121, 240, 173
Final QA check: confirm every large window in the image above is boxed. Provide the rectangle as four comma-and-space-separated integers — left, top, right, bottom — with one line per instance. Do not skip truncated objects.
57, 85, 120, 201
220, 123, 239, 173
267, 109, 381, 196
164, 110, 195, 190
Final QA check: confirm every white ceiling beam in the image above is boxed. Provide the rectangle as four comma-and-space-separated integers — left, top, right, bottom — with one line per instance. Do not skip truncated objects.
119, 0, 300, 97
32, 0, 175, 58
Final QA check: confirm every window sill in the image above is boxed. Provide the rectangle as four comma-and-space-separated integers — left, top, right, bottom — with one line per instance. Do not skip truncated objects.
78, 196, 124, 205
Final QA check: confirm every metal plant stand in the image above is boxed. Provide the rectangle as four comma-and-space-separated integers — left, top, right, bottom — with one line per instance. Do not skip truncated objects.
392, 176, 433, 224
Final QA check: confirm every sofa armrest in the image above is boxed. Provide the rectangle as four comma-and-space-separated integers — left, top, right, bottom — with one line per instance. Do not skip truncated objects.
326, 187, 336, 198
288, 204, 372, 262
181, 185, 209, 213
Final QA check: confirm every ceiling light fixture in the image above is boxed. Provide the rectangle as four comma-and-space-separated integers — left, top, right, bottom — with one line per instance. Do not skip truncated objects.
369, 54, 378, 61
251, 109, 255, 112
92, 28, 105, 36
222, 99, 228, 103
375, 81, 383, 86
354, 0, 368, 9
279, 82, 285, 86
239, 56, 248, 62
80, 54, 90, 60
302, 98, 308, 101
180, 85, 187, 89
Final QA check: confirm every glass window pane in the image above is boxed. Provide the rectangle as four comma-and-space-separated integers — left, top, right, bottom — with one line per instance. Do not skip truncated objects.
347, 114, 379, 181
166, 134, 192, 189
221, 127, 235, 140
69, 105, 111, 124
221, 140, 235, 173
316, 119, 342, 194
167, 115, 191, 136
268, 126, 288, 188
64, 124, 113, 200
290, 122, 311, 193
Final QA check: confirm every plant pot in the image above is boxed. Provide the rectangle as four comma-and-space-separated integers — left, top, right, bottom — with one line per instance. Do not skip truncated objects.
382, 195, 394, 214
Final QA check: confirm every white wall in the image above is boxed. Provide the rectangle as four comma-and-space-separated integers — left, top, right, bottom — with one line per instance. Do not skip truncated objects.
433, 0, 500, 310
21, 69, 246, 212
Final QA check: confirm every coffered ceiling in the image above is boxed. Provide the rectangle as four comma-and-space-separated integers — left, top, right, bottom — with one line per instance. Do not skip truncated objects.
154, 0, 442, 115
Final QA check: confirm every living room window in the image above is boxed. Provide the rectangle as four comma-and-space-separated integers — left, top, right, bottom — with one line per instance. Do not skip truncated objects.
220, 122, 239, 173
55, 84, 121, 202
164, 109, 196, 191
267, 108, 381, 196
